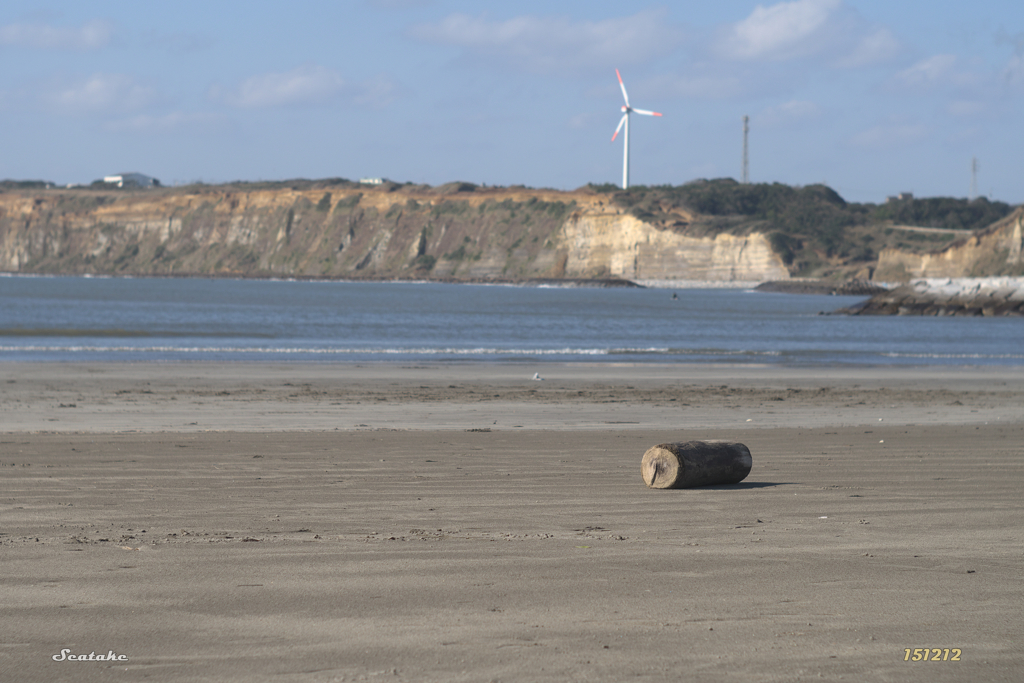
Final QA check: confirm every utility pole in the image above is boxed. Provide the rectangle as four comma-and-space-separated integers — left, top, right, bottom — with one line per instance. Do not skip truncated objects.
742, 115, 750, 184
970, 157, 978, 200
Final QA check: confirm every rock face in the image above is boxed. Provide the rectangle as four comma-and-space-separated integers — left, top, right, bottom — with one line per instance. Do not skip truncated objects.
874, 207, 1024, 281
557, 213, 787, 281
0, 185, 789, 283
838, 277, 1024, 316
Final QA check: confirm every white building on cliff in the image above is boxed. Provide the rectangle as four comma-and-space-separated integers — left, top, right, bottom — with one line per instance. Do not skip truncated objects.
102, 172, 160, 188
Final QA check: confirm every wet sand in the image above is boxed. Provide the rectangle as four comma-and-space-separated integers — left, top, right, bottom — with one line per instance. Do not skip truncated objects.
2, 363, 1022, 682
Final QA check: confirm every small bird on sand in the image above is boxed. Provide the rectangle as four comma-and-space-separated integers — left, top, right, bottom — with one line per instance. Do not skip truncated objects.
532, 372, 544, 381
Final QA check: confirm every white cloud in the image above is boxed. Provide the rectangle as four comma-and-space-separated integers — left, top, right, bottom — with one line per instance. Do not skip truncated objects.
0, 19, 112, 50
409, 9, 684, 73
887, 55, 983, 93
213, 65, 345, 108
890, 54, 956, 88
719, 0, 840, 61
716, 0, 899, 67
45, 74, 157, 112
211, 65, 396, 109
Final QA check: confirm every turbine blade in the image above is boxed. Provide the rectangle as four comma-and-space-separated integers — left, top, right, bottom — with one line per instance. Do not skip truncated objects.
632, 108, 662, 117
611, 114, 627, 142
615, 69, 630, 106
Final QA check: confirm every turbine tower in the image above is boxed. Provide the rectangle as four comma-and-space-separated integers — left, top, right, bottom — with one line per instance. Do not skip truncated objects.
970, 157, 978, 200
611, 69, 662, 189
742, 115, 750, 184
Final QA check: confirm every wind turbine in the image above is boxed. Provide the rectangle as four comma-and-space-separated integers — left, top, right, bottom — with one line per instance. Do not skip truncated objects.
611, 69, 662, 189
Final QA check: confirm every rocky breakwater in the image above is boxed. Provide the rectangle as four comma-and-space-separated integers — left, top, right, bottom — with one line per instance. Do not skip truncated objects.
837, 277, 1024, 316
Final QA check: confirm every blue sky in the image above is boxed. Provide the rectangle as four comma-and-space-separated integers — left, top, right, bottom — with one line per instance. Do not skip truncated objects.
1, 1, 1022, 203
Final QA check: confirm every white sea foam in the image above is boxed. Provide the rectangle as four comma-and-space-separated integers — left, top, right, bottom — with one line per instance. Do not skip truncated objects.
0, 345, 789, 358
635, 279, 762, 289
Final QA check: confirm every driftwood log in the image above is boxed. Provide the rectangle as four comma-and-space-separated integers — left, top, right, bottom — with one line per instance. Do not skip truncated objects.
642, 441, 752, 489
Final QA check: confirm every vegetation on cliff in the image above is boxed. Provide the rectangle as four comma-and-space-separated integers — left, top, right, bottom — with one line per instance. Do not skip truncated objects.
870, 195, 1010, 231
0, 179, 53, 190
591, 178, 1014, 278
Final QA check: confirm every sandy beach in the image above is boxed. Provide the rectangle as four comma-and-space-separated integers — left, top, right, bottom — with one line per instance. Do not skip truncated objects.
2, 362, 1022, 682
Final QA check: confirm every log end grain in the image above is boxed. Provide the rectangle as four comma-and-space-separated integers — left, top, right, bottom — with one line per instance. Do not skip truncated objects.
642, 445, 683, 489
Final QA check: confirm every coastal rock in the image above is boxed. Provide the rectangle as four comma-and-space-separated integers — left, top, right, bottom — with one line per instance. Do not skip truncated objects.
836, 277, 1024, 316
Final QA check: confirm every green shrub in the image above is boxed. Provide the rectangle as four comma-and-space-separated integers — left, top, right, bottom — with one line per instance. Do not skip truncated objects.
413, 254, 436, 270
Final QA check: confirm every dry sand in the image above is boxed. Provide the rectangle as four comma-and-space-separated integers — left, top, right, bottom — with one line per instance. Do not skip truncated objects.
1, 362, 1022, 682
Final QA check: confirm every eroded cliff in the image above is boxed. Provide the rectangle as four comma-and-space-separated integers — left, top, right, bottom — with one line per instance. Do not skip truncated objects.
874, 207, 1024, 280
0, 183, 789, 283
557, 213, 787, 282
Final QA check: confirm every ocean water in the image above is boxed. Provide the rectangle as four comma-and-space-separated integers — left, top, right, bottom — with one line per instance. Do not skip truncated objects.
1, 274, 1021, 366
